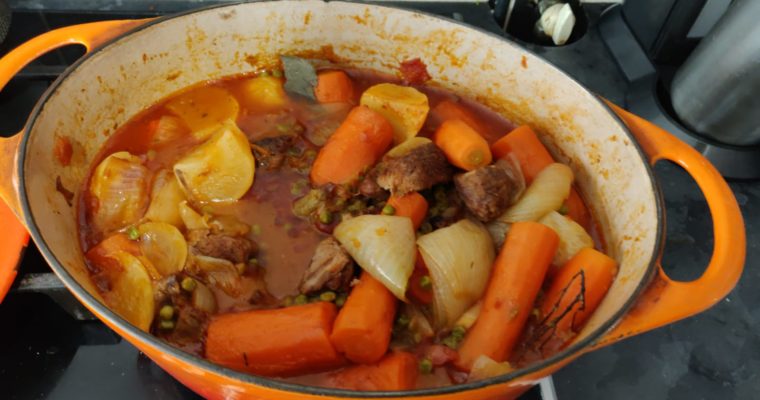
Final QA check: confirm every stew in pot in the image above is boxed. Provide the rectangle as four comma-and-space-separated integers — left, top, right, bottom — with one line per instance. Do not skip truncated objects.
78, 57, 616, 390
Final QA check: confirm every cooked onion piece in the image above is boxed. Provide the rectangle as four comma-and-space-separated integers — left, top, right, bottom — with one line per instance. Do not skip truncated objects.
137, 221, 188, 277
468, 355, 513, 382
498, 163, 573, 223
417, 219, 495, 329
144, 169, 186, 228
89, 151, 149, 234
539, 211, 593, 267
190, 254, 242, 297
178, 201, 209, 230
192, 281, 218, 314
173, 120, 255, 203
455, 301, 482, 330
165, 86, 240, 137
150, 115, 190, 148
101, 250, 155, 331
334, 215, 416, 300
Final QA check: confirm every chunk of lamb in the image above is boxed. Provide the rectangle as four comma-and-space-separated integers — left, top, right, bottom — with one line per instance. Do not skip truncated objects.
358, 167, 387, 199
299, 237, 355, 294
251, 135, 295, 170
187, 229, 257, 264
454, 160, 522, 222
375, 142, 453, 195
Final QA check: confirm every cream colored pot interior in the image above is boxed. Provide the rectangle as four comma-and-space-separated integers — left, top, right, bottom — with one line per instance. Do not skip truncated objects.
23, 1, 657, 350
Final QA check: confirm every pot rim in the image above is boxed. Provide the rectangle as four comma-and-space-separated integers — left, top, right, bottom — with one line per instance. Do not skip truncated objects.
16, 0, 664, 397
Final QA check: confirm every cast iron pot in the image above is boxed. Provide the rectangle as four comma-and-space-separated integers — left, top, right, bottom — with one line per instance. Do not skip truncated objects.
0, 2, 746, 399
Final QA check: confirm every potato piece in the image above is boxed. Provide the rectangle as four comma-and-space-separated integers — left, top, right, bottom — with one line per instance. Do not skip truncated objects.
89, 152, 149, 234
178, 201, 208, 229
101, 250, 155, 331
360, 83, 429, 144
150, 115, 190, 148
165, 86, 240, 138
137, 222, 188, 277
386, 136, 432, 158
173, 121, 256, 203
239, 76, 287, 111
144, 169, 186, 227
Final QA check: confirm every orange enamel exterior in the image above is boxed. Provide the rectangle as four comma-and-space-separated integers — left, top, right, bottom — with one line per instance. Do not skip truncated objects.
593, 103, 746, 348
0, 21, 147, 304
0, 12, 746, 400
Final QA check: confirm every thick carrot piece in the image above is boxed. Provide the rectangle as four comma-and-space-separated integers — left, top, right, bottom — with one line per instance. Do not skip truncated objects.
387, 192, 428, 230
310, 106, 393, 185
455, 222, 559, 371
491, 125, 554, 183
537, 248, 616, 348
330, 271, 398, 363
430, 100, 486, 134
315, 70, 355, 104
328, 351, 419, 391
433, 119, 492, 171
205, 302, 344, 377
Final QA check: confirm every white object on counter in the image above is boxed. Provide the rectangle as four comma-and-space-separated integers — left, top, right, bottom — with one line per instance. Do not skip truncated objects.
540, 3, 576, 45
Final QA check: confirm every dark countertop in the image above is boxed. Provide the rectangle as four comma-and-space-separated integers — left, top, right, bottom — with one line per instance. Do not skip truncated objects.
0, 2, 757, 400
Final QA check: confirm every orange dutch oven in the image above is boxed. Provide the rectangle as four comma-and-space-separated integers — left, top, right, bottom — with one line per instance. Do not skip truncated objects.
0, 2, 746, 399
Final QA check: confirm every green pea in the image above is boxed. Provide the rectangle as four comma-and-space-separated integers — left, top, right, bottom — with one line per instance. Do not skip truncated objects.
382, 204, 396, 215
276, 123, 291, 133
318, 210, 333, 224
335, 294, 348, 307
294, 294, 308, 305
419, 275, 432, 290
451, 325, 467, 340
396, 313, 411, 327
236, 263, 247, 275
418, 358, 433, 374
126, 226, 139, 241
180, 277, 197, 292
319, 291, 337, 302
441, 335, 460, 349
159, 305, 174, 320
347, 199, 365, 212
159, 319, 175, 330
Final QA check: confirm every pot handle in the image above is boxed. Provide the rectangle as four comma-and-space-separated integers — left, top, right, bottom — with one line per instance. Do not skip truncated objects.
592, 102, 746, 348
0, 19, 147, 303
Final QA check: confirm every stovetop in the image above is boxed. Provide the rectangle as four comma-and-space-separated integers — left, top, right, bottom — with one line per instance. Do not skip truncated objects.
1, 2, 758, 400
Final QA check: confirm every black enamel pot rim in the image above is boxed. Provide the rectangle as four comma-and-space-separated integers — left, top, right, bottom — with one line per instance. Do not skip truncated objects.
16, 1, 664, 397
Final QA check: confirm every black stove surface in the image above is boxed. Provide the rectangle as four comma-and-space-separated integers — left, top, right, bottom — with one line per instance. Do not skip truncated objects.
1, 2, 758, 400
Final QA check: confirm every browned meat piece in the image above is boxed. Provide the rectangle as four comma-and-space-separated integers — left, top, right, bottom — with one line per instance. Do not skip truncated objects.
358, 168, 386, 198
251, 135, 295, 170
187, 229, 257, 264
454, 160, 521, 222
153, 274, 181, 305
375, 143, 452, 195
299, 237, 355, 294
